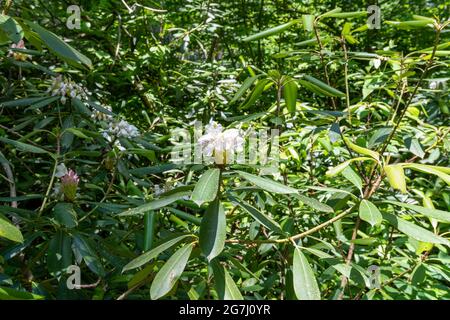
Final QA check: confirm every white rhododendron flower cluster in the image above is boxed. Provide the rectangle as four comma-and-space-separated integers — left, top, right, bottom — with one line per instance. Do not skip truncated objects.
47, 75, 87, 104
91, 105, 113, 122
198, 120, 245, 164
102, 119, 140, 141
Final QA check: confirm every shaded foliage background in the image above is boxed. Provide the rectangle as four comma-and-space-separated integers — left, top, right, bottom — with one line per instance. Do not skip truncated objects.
0, 0, 449, 300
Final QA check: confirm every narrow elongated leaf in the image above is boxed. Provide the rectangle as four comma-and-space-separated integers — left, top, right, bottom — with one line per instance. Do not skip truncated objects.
238, 171, 298, 194
230, 76, 261, 104
150, 242, 194, 300
386, 20, 434, 29
24, 20, 92, 68
318, 7, 342, 19
25, 96, 60, 111
301, 75, 345, 97
122, 235, 192, 272
384, 165, 407, 193
167, 208, 201, 225
241, 79, 271, 109
199, 199, 226, 261
0, 287, 44, 300
242, 20, 300, 42
293, 194, 334, 213
293, 247, 321, 300
325, 11, 367, 18
0, 217, 23, 243
342, 166, 362, 191
325, 157, 372, 177
66, 128, 91, 140
284, 79, 298, 114
230, 196, 283, 234
359, 200, 382, 227
1, 96, 50, 108
47, 230, 72, 275
413, 15, 436, 22
211, 260, 243, 300
0, 137, 49, 154
383, 201, 450, 223
382, 213, 450, 246
72, 234, 105, 276
344, 138, 380, 161
326, 160, 351, 177
402, 163, 450, 185
191, 169, 220, 206
119, 191, 190, 216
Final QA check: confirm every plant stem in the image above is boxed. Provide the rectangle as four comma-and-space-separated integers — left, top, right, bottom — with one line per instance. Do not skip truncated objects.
226, 206, 355, 244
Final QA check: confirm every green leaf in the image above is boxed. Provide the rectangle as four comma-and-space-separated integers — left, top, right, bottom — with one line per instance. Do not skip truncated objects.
293, 194, 334, 213
0, 16, 23, 43
237, 171, 298, 194
191, 168, 220, 206
122, 235, 192, 272
318, 7, 342, 19
0, 137, 49, 154
344, 137, 380, 161
402, 163, 450, 185
211, 260, 243, 300
342, 22, 352, 35
412, 15, 436, 22
0, 286, 44, 300
382, 213, 450, 246
118, 191, 191, 216
72, 234, 105, 276
25, 96, 60, 111
324, 11, 367, 19
53, 203, 77, 228
292, 247, 321, 300
325, 157, 372, 177
47, 230, 72, 275
199, 199, 226, 261
167, 208, 202, 225
1, 96, 55, 108
65, 128, 91, 140
241, 79, 271, 109
405, 137, 425, 159
242, 20, 300, 42
383, 201, 450, 223
0, 217, 23, 243
23, 20, 92, 69
230, 196, 284, 234
411, 263, 427, 285
386, 20, 434, 29
384, 165, 407, 193
284, 79, 298, 114
230, 75, 261, 104
359, 200, 382, 227
299, 75, 345, 97
342, 166, 362, 192
150, 242, 194, 300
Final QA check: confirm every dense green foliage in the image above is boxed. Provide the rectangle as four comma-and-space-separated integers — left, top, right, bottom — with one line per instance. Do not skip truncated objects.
0, 0, 449, 300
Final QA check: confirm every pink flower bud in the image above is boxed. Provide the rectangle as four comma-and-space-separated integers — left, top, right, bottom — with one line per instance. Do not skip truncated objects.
60, 169, 79, 202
